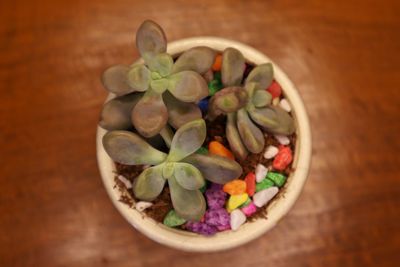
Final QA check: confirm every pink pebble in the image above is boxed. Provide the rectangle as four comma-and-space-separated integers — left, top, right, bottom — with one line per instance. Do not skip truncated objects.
241, 202, 257, 216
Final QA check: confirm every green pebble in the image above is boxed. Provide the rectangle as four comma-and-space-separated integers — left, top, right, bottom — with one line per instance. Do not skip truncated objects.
239, 197, 252, 208
256, 178, 275, 192
163, 209, 186, 227
214, 71, 222, 81
267, 172, 287, 187
199, 180, 208, 193
196, 146, 208, 155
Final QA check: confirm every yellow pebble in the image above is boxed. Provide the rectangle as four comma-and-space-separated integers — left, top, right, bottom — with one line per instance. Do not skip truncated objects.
226, 193, 249, 212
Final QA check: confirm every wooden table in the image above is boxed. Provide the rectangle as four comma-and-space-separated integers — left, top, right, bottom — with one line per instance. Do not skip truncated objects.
1, 0, 399, 266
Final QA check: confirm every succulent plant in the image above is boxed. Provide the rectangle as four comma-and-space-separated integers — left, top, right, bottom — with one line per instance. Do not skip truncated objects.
103, 119, 242, 220
100, 20, 217, 137
208, 48, 295, 160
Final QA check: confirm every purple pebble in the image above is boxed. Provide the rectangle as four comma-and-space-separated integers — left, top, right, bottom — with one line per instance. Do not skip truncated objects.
205, 189, 227, 209
186, 221, 218, 236
205, 208, 230, 230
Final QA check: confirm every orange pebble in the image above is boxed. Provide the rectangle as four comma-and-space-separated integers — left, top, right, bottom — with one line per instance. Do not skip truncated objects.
212, 54, 222, 71
223, 179, 247, 195
208, 141, 234, 160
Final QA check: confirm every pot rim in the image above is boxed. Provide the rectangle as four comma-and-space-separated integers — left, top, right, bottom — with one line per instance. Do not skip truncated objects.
96, 37, 312, 252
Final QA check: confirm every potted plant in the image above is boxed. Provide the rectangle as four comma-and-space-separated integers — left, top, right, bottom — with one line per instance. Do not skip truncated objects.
97, 20, 311, 251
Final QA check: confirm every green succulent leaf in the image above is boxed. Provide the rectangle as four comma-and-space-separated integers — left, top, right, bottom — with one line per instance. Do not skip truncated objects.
168, 71, 209, 102
146, 53, 173, 77
226, 113, 248, 160
102, 130, 167, 165
208, 87, 248, 120
163, 91, 202, 129
99, 93, 142, 130
159, 125, 174, 148
150, 78, 168, 94
172, 46, 216, 74
167, 119, 207, 162
221, 48, 245, 87
167, 119, 206, 162
168, 175, 206, 221
126, 65, 151, 92
131, 89, 168, 137
249, 106, 295, 135
237, 108, 265, 153
133, 165, 166, 201
102, 65, 134, 96
174, 162, 205, 190
182, 154, 243, 184
245, 63, 274, 90
136, 20, 167, 60
252, 90, 272, 108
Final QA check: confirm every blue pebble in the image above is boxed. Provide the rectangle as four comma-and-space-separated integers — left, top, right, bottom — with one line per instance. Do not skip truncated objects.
198, 98, 209, 114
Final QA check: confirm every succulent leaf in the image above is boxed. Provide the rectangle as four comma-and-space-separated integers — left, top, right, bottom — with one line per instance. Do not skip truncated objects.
99, 93, 142, 130
221, 48, 245, 87
172, 46, 216, 74
167, 119, 206, 162
236, 109, 265, 153
150, 78, 168, 94
208, 87, 248, 120
249, 106, 295, 135
159, 125, 174, 148
146, 53, 173, 77
102, 65, 134, 96
102, 130, 167, 165
163, 92, 202, 129
126, 65, 151, 92
131, 89, 168, 137
245, 63, 274, 90
133, 165, 166, 201
168, 71, 209, 102
174, 163, 205, 190
252, 90, 272, 108
182, 154, 243, 184
168, 175, 206, 221
136, 20, 167, 60
226, 113, 248, 160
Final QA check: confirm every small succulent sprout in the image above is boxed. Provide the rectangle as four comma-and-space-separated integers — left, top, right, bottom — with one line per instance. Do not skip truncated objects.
221, 48, 246, 87
102, 119, 242, 221
99, 93, 142, 130
207, 87, 248, 120
207, 49, 295, 159
172, 46, 217, 74
100, 20, 211, 137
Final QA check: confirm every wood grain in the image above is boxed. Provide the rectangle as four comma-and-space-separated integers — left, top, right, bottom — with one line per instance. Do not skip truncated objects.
1, 0, 399, 266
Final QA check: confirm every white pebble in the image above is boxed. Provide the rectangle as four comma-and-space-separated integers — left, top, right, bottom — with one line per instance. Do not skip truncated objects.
255, 164, 268, 183
135, 201, 153, 212
230, 209, 246, 231
272, 97, 280, 106
279, 98, 291, 112
274, 134, 290, 145
117, 175, 132, 189
264, 145, 279, 159
253, 187, 279, 207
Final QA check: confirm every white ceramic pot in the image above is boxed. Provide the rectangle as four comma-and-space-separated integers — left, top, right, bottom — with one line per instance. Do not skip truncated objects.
96, 37, 312, 252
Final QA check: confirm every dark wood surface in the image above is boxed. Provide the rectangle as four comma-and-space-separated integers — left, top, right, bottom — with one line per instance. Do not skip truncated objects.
1, 0, 399, 266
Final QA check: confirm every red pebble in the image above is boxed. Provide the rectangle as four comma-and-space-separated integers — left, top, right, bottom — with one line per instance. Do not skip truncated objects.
244, 172, 256, 197
266, 80, 282, 99
273, 146, 293, 170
